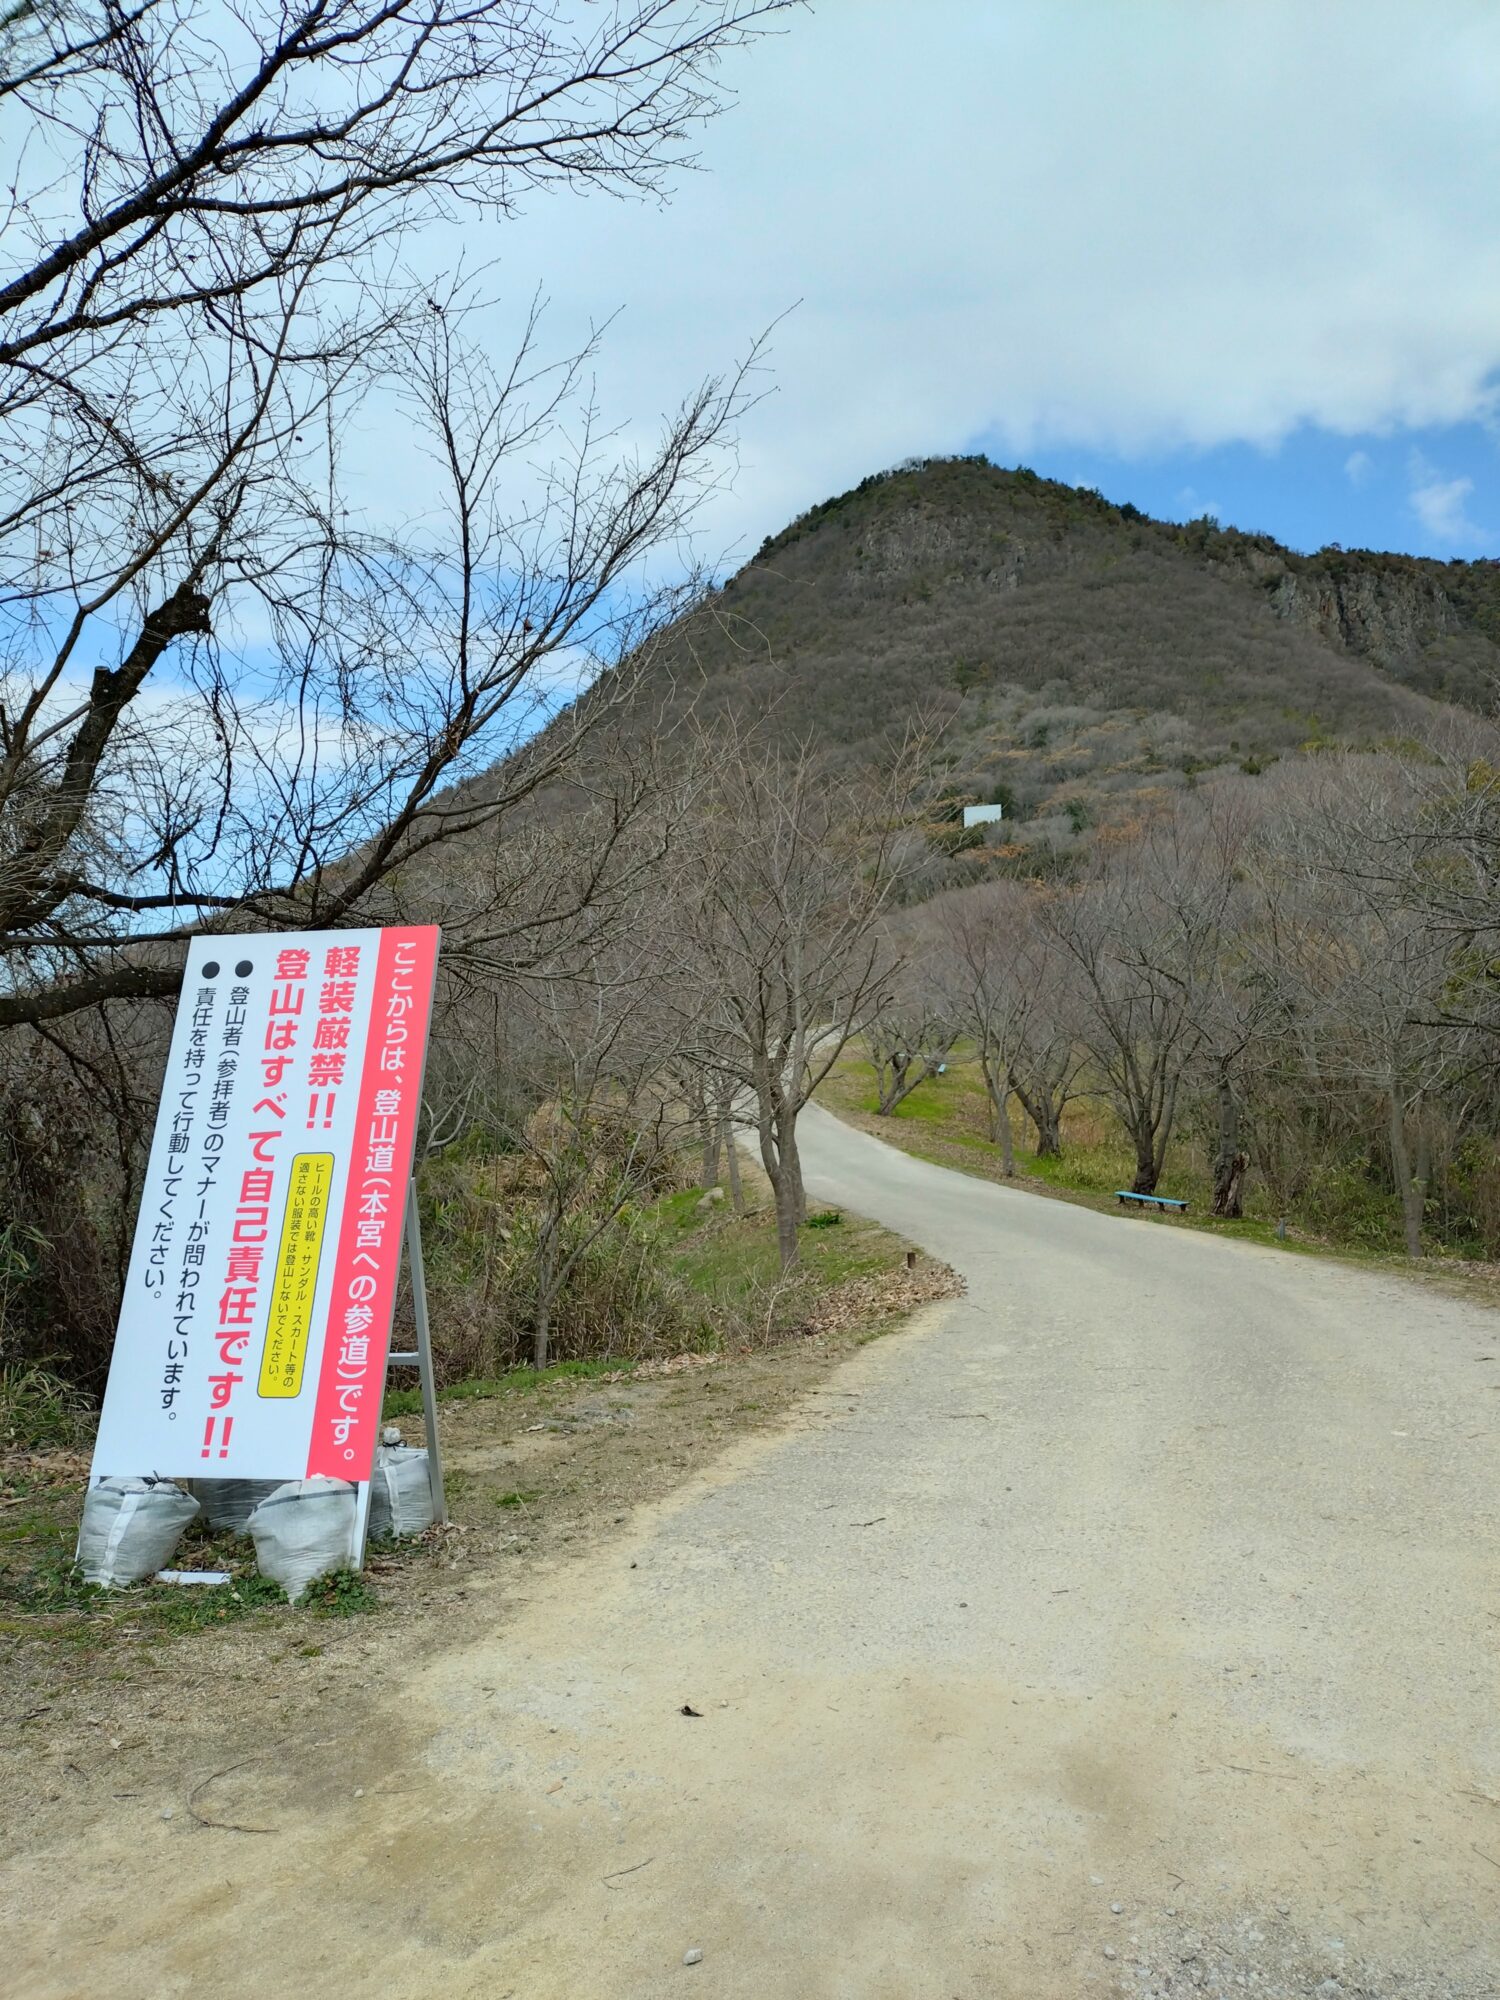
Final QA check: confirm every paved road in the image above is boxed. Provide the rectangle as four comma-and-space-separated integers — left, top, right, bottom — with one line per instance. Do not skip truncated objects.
423, 1109, 1500, 1996
16, 1106, 1500, 1997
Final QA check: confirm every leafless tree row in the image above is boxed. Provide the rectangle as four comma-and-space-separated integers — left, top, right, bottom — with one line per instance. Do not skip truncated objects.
882, 747, 1500, 1257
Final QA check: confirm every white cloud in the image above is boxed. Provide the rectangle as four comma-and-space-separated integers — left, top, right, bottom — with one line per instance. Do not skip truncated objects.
1407, 451, 1493, 546
1344, 450, 1375, 486
437, 0, 1500, 563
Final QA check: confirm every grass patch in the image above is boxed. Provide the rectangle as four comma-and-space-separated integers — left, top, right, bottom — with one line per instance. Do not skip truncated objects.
660, 1193, 896, 1317
4, 1555, 110, 1616
0, 1471, 396, 1656
128, 1572, 289, 1631
383, 1355, 624, 1418
816, 1044, 1495, 1283
301, 1567, 379, 1617
0, 1548, 292, 1643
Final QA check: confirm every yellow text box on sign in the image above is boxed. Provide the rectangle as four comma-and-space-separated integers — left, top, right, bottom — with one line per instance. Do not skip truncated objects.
258, 1152, 333, 1399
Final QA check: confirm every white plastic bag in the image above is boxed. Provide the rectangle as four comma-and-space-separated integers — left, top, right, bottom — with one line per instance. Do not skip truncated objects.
368, 1445, 435, 1540
78, 1477, 199, 1586
246, 1477, 356, 1603
196, 1478, 279, 1534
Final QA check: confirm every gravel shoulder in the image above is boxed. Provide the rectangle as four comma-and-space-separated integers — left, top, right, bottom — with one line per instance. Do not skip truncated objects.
5, 1106, 1500, 1998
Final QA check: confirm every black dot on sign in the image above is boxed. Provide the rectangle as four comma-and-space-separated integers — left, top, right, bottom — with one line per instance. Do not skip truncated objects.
235, 959, 253, 977
201, 960, 220, 978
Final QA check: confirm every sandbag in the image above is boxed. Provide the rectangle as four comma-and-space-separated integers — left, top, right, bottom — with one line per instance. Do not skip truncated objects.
246, 1477, 356, 1603
196, 1478, 280, 1534
78, 1477, 199, 1587
367, 1445, 435, 1540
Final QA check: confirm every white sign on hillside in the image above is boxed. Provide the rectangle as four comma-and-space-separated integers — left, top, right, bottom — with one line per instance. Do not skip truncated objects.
90, 926, 439, 1487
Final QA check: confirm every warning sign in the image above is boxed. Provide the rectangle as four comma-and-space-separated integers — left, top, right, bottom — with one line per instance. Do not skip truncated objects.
89, 926, 439, 1485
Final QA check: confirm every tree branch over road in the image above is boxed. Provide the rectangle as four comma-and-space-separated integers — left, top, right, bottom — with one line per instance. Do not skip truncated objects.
0, 0, 790, 1025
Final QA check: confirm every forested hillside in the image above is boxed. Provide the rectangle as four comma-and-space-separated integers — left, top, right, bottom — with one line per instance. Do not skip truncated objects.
659, 456, 1494, 866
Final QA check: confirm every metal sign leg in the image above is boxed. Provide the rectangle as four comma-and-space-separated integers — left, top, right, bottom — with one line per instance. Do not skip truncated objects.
403, 1183, 448, 1526
351, 1477, 373, 1569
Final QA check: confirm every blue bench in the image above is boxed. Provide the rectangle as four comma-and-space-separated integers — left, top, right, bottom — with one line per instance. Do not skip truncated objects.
1115, 1190, 1188, 1213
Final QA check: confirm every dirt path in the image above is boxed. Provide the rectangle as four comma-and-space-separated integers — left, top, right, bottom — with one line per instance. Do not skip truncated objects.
6, 1106, 1500, 1997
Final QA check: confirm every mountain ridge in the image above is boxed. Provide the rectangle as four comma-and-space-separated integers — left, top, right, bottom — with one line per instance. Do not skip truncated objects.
653, 455, 1493, 864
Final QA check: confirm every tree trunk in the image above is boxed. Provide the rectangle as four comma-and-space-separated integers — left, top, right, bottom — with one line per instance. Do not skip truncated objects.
1126, 1069, 1178, 1196
721, 1115, 745, 1214
1388, 1083, 1424, 1258
771, 1160, 800, 1270
1012, 1073, 1062, 1158
995, 1090, 1015, 1175
1212, 1149, 1247, 1218
1129, 1123, 1159, 1196
699, 1115, 722, 1190
755, 1092, 778, 1187
1211, 1069, 1247, 1219
783, 1111, 807, 1228
771, 1105, 805, 1268
983, 1070, 1016, 1176
876, 1051, 933, 1115
875, 1051, 908, 1115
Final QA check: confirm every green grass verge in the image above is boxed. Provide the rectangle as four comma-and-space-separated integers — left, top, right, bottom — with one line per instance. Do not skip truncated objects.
0, 1513, 382, 1652
382, 1355, 624, 1417
816, 1046, 1480, 1273
650, 1184, 899, 1308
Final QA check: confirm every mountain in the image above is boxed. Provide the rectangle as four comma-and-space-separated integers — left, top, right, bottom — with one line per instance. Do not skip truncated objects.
657, 456, 1495, 862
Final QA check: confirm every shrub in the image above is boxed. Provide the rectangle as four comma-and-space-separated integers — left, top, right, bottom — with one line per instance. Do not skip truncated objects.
407, 1162, 711, 1381
0, 1016, 162, 1392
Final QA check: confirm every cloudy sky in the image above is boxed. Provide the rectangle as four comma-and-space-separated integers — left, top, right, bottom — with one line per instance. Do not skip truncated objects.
471, 0, 1500, 570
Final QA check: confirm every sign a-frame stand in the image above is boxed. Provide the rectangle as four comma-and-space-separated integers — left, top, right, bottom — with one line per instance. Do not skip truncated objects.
351, 1182, 448, 1565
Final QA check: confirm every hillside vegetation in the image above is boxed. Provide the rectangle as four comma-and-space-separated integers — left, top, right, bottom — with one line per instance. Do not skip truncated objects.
662, 456, 1495, 866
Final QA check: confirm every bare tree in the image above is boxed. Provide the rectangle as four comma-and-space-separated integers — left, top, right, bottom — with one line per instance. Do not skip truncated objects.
926, 879, 1082, 1171
1251, 757, 1463, 1256
673, 734, 919, 1270
865, 970, 958, 1117
0, 0, 789, 1027
1158, 782, 1274, 1217
1041, 806, 1238, 1196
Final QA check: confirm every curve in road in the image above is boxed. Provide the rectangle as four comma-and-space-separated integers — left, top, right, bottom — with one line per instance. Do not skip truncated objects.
11, 1104, 1500, 1999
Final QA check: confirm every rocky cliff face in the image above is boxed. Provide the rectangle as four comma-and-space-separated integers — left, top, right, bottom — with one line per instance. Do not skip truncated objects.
1204, 540, 1499, 711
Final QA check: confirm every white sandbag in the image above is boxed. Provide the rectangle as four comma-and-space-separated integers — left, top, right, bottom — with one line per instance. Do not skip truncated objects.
246, 1477, 356, 1603
196, 1478, 280, 1534
78, 1477, 199, 1587
367, 1445, 435, 1540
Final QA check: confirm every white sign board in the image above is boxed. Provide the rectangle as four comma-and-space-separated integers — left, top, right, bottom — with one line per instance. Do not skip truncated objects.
90, 926, 439, 1486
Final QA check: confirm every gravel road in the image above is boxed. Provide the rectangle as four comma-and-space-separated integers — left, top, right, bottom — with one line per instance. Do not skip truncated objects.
10, 1106, 1500, 1997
